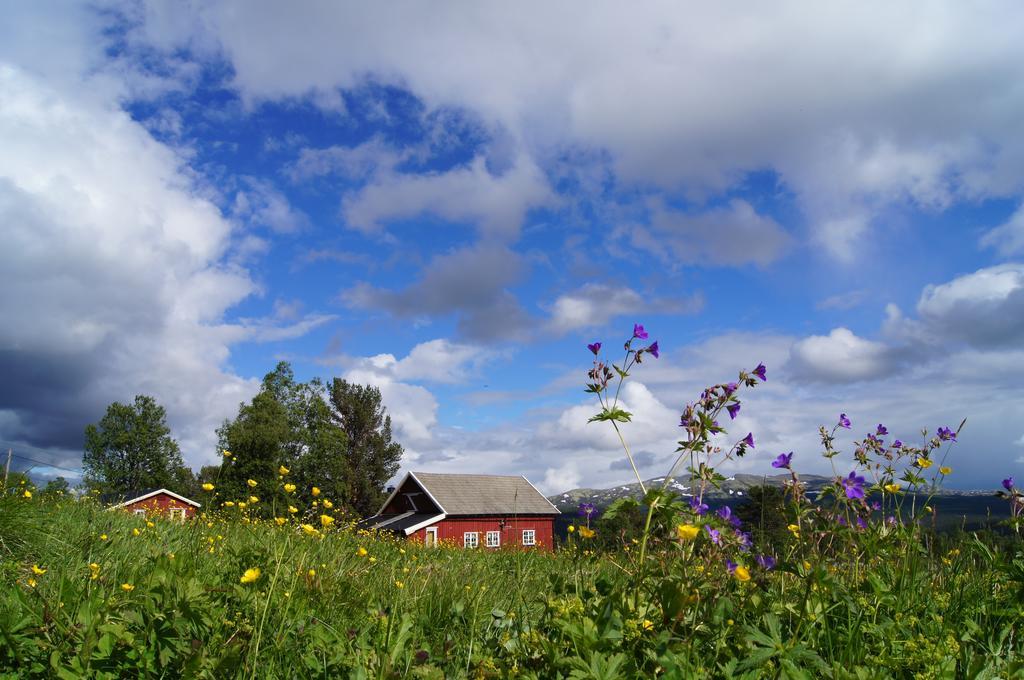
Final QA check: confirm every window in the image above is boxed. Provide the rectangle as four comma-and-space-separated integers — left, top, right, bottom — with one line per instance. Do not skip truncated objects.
169, 507, 186, 522
133, 509, 146, 517
463, 532, 479, 549
522, 529, 536, 546
485, 530, 501, 548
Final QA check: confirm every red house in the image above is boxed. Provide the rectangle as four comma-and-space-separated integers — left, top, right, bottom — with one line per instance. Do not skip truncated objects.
359, 472, 560, 550
107, 488, 201, 521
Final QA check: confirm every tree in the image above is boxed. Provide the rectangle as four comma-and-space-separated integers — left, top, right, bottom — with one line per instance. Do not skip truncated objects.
734, 485, 793, 553
216, 363, 346, 514
83, 395, 190, 495
327, 379, 403, 516
41, 477, 70, 498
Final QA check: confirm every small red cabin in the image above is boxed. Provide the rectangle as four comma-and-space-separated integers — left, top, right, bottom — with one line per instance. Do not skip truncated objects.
359, 472, 559, 550
108, 488, 201, 521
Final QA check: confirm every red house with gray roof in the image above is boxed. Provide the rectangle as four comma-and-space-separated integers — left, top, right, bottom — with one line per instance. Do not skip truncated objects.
104, 488, 201, 521
359, 472, 559, 550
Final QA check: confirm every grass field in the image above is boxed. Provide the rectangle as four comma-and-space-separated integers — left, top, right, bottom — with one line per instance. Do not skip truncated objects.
2, 488, 1023, 679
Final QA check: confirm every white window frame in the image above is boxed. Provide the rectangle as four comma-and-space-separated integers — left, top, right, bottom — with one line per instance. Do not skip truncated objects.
133, 508, 146, 517
424, 526, 438, 547
485, 530, 501, 548
169, 507, 186, 522
522, 529, 536, 546
463, 532, 479, 549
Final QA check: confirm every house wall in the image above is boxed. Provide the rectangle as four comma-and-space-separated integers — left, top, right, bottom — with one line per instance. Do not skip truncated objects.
123, 494, 198, 519
381, 476, 441, 515
408, 515, 555, 551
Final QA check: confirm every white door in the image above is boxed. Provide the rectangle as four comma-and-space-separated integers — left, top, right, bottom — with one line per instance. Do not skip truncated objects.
424, 526, 438, 547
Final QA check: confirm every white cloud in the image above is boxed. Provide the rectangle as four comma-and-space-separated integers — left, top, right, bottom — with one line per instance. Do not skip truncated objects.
916, 263, 1024, 347
0, 63, 270, 469
981, 204, 1024, 256
545, 283, 702, 335
123, 1, 1024, 253
231, 176, 309, 233
342, 154, 554, 240
788, 328, 902, 383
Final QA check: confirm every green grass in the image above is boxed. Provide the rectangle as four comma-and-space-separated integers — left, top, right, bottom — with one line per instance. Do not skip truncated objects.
1, 491, 1023, 678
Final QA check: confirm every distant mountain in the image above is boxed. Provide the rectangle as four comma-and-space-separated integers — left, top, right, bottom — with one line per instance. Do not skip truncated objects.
548, 473, 995, 513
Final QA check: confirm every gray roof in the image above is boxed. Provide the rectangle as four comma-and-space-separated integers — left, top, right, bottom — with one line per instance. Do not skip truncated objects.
411, 471, 559, 515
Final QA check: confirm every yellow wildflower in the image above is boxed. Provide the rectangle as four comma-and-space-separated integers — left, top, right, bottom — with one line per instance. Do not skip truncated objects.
734, 565, 751, 582
27, 578, 37, 588
31, 564, 46, 575
884, 483, 901, 493
311, 487, 321, 497
224, 501, 235, 507
579, 526, 595, 539
399, 548, 405, 554
167, 553, 174, 560
676, 524, 700, 541
89, 563, 100, 580
301, 524, 318, 536
249, 496, 259, 504
284, 483, 296, 493
247, 479, 258, 488
369, 557, 377, 564
288, 505, 298, 514
939, 466, 952, 475
320, 514, 335, 527
357, 547, 368, 557
567, 525, 575, 533
275, 517, 286, 526
23, 490, 32, 498
146, 521, 154, 528
307, 568, 316, 577
279, 465, 290, 476
240, 567, 261, 584
787, 524, 800, 537
99, 534, 108, 541
121, 583, 135, 592
803, 560, 812, 571
222, 449, 232, 457
322, 499, 333, 509
202, 483, 215, 491
238, 502, 247, 509
132, 528, 140, 537
916, 457, 933, 469
642, 619, 654, 631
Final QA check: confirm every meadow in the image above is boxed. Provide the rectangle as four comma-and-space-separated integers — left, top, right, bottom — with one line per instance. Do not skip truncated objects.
1, 485, 1023, 679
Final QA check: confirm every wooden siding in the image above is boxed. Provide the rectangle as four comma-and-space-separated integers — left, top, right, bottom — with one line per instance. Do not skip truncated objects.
122, 493, 198, 520
382, 476, 441, 515
408, 515, 554, 551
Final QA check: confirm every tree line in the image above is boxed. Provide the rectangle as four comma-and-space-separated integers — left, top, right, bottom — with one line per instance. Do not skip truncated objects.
80, 362, 403, 517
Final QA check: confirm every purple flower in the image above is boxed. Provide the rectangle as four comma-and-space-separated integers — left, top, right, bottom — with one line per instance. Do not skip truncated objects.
718, 506, 741, 528
937, 426, 957, 442
578, 503, 596, 518
838, 413, 851, 429
705, 525, 721, 545
736, 530, 753, 550
724, 382, 738, 395
892, 439, 903, 449
871, 501, 881, 511
689, 497, 709, 515
725, 558, 738, 573
633, 324, 649, 340
587, 342, 601, 355
771, 452, 793, 469
837, 516, 848, 527
679, 413, 691, 427
1003, 477, 1014, 492
647, 341, 659, 359
841, 471, 867, 500
741, 432, 755, 448
727, 402, 741, 419
876, 424, 888, 436
753, 363, 767, 381
755, 555, 776, 570
856, 516, 868, 530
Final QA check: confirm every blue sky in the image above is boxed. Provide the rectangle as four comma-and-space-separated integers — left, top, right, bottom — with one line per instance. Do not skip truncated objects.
2, 2, 1024, 492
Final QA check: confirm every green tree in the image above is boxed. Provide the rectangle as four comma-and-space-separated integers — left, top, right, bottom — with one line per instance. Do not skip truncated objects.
734, 485, 792, 553
41, 477, 70, 498
216, 363, 346, 514
327, 379, 403, 516
83, 395, 190, 495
